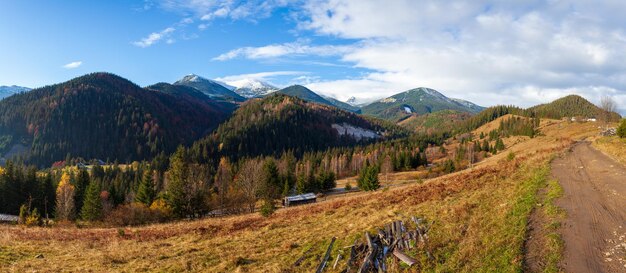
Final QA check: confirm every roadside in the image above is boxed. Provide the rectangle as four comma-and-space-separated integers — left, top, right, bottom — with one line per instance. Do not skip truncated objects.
552, 142, 626, 272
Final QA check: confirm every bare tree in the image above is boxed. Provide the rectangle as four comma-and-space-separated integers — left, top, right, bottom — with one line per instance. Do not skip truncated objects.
600, 95, 617, 127
235, 159, 263, 213
381, 155, 393, 183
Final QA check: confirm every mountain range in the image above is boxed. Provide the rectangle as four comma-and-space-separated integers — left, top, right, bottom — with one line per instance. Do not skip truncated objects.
0, 73, 233, 166
1, 72, 618, 167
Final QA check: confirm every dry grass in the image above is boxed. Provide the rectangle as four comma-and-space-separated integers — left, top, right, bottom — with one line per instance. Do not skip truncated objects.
593, 135, 626, 166
0, 120, 596, 273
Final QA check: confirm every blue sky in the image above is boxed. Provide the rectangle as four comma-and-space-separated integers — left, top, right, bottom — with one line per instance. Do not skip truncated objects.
2, 1, 626, 112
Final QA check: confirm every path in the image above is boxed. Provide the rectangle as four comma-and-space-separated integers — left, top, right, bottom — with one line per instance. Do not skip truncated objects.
552, 142, 626, 272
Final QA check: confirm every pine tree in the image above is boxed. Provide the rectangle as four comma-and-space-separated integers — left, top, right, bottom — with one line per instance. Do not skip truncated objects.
81, 180, 102, 221
74, 169, 90, 214
167, 146, 189, 218
135, 170, 155, 206
295, 174, 306, 194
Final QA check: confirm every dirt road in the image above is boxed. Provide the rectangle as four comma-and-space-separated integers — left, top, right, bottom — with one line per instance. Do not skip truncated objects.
552, 142, 626, 272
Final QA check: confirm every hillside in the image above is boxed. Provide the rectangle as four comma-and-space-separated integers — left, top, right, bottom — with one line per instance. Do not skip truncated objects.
399, 110, 471, 133
362, 87, 484, 121
190, 93, 406, 161
174, 74, 245, 102
277, 85, 360, 113
528, 94, 621, 121
1, 118, 598, 272
0, 73, 231, 166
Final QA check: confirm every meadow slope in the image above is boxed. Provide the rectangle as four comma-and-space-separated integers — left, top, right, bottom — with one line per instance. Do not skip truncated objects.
0, 120, 600, 272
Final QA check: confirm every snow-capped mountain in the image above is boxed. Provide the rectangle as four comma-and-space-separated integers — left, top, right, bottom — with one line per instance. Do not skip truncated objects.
222, 78, 278, 98
346, 96, 358, 105
174, 74, 245, 102
0, 85, 31, 100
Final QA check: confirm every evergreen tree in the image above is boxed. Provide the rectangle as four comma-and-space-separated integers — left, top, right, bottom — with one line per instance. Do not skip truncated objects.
295, 174, 306, 194
618, 119, 626, 138
74, 169, 90, 214
167, 146, 190, 218
135, 170, 156, 206
357, 161, 380, 191
495, 138, 505, 151
80, 180, 102, 221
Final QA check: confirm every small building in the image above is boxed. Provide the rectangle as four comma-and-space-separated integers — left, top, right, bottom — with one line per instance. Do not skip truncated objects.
283, 193, 317, 207
0, 214, 18, 224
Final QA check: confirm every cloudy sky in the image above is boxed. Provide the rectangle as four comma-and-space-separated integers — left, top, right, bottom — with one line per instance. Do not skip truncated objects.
2, 0, 626, 112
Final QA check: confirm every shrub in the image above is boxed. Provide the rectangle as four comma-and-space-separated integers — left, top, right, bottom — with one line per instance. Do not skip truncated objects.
105, 202, 171, 226
618, 119, 626, 138
507, 151, 516, 161
345, 183, 352, 191
260, 199, 275, 217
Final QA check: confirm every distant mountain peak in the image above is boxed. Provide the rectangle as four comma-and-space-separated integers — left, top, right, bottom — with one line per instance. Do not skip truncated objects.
225, 78, 278, 98
363, 87, 484, 121
0, 85, 31, 100
174, 74, 245, 102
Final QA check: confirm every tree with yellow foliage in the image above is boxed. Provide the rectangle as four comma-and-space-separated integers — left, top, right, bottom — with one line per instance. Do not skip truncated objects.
55, 173, 75, 221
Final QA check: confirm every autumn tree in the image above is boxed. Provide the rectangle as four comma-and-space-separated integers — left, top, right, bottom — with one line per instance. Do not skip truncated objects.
214, 157, 233, 211
234, 159, 263, 212
56, 173, 75, 221
600, 95, 617, 127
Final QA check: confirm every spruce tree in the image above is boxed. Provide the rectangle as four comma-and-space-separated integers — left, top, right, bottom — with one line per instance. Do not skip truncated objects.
81, 180, 102, 221
135, 170, 155, 206
74, 169, 90, 214
167, 146, 189, 218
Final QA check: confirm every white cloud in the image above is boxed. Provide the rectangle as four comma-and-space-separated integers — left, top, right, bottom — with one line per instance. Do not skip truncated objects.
215, 71, 307, 83
212, 40, 353, 61
62, 61, 82, 69
288, 1, 626, 112
133, 27, 175, 48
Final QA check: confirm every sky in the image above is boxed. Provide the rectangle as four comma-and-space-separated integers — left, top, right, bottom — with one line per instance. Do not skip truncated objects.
2, 0, 626, 113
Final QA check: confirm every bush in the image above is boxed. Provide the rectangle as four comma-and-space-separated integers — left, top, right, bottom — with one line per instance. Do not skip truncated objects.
507, 151, 516, 161
618, 119, 626, 138
260, 199, 275, 217
105, 202, 171, 226
345, 183, 352, 191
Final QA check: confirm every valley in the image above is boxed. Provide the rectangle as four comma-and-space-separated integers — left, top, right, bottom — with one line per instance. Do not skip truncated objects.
2, 115, 619, 272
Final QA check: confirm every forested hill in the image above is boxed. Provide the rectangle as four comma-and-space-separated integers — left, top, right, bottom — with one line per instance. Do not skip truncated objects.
0, 73, 233, 166
190, 93, 408, 163
528, 95, 621, 121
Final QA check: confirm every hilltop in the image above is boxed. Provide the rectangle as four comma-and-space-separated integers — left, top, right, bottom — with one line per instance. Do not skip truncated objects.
190, 93, 406, 161
528, 94, 621, 121
362, 87, 484, 121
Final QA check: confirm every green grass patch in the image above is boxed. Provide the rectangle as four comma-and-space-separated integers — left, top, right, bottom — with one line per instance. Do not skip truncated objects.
541, 179, 565, 273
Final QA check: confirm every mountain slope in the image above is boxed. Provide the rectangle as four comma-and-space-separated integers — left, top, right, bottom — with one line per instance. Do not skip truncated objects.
323, 95, 362, 113
528, 95, 621, 121
362, 87, 484, 121
0, 73, 231, 166
0, 85, 31, 100
174, 74, 245, 102
190, 94, 406, 162
277, 85, 359, 113
399, 110, 472, 133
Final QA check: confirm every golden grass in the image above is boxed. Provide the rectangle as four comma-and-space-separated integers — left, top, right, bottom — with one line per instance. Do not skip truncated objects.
593, 135, 626, 166
0, 120, 596, 273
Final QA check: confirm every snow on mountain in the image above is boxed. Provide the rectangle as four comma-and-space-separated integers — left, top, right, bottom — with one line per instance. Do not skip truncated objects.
223, 78, 278, 98
0, 85, 31, 100
174, 74, 245, 102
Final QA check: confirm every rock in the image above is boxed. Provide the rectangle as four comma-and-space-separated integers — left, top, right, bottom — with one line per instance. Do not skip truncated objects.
35, 254, 44, 259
